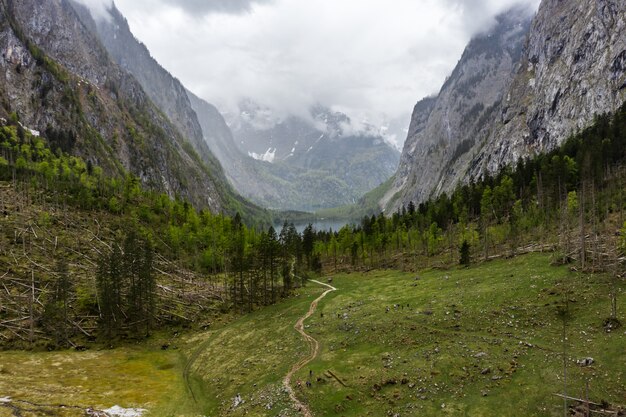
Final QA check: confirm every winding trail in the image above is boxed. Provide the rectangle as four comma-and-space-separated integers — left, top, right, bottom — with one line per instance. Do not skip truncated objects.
283, 279, 337, 417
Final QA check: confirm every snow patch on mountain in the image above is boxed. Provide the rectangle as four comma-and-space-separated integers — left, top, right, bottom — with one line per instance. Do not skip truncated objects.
249, 148, 276, 163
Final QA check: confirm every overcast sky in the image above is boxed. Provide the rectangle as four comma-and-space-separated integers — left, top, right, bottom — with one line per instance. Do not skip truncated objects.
79, 0, 540, 147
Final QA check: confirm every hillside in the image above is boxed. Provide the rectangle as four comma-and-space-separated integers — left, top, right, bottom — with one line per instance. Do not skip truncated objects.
384, 0, 626, 211
0, 0, 258, 216
0, 118, 279, 348
80, 3, 225, 188
1, 254, 623, 416
185, 254, 624, 417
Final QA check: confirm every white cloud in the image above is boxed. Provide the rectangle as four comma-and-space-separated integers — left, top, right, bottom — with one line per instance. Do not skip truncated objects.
161, 0, 273, 16
83, 0, 540, 148
74, 0, 113, 21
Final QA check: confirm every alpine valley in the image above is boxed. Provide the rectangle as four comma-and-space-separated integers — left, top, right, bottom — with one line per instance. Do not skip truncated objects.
0, 1, 624, 417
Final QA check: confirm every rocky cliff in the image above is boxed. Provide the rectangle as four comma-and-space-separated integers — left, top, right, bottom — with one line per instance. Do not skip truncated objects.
0, 0, 239, 212
382, 6, 532, 210
473, 0, 626, 176
69, 1, 399, 212
83, 4, 224, 176
385, 0, 626, 212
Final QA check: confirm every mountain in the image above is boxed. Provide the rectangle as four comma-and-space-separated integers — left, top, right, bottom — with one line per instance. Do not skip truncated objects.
0, 0, 255, 215
80, 3, 223, 176
381, 5, 533, 210
74, 2, 398, 212
229, 101, 399, 170
382, 0, 626, 212
219, 101, 400, 211
473, 0, 626, 175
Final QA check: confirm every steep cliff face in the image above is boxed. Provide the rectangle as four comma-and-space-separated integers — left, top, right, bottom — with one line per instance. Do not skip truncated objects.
472, 0, 626, 176
84, 4, 224, 175
186, 89, 242, 172
386, 0, 626, 212
383, 7, 532, 210
0, 0, 234, 212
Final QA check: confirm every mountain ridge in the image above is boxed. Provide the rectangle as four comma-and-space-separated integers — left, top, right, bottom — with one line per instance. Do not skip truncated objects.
0, 0, 252, 215
383, 0, 626, 212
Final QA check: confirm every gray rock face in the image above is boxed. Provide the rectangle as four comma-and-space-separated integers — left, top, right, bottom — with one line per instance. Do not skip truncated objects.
384, 7, 532, 210
472, 0, 626, 177
386, 0, 626, 212
0, 0, 231, 212
86, 4, 221, 172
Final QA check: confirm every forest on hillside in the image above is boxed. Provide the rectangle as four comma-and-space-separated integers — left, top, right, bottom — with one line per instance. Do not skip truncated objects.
0, 100, 625, 348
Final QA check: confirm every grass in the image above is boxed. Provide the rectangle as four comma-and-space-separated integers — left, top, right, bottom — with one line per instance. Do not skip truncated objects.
187, 253, 625, 416
1, 253, 624, 416
183, 287, 323, 416
0, 341, 196, 417
299, 255, 626, 416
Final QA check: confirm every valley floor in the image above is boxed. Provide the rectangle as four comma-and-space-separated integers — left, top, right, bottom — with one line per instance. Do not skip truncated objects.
1, 253, 624, 416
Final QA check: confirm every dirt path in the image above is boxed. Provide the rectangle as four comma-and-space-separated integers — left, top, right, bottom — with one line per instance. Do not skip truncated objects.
283, 279, 337, 417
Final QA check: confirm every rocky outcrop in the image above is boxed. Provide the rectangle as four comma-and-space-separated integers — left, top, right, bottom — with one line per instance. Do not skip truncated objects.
383, 7, 532, 210
85, 4, 224, 175
0, 0, 238, 212
473, 0, 626, 177
385, 0, 626, 212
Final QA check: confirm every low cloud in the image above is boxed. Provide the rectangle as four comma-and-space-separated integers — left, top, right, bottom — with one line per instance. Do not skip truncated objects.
105, 0, 540, 148
162, 0, 273, 16
73, 0, 113, 21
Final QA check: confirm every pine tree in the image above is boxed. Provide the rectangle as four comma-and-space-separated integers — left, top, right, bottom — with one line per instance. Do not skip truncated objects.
42, 256, 73, 346
459, 240, 471, 267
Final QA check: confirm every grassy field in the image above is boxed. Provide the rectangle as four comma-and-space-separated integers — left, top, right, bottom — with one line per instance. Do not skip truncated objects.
0, 342, 197, 417
186, 253, 625, 416
1, 253, 624, 416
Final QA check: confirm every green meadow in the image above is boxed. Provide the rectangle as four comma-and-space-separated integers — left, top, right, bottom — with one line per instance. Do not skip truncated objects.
1, 253, 624, 416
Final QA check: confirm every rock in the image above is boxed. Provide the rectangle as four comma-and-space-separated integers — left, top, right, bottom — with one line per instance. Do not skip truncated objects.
232, 394, 243, 408
577, 357, 594, 367
474, 352, 487, 358
381, 0, 626, 211
604, 317, 622, 332
481, 368, 492, 375
103, 406, 146, 417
